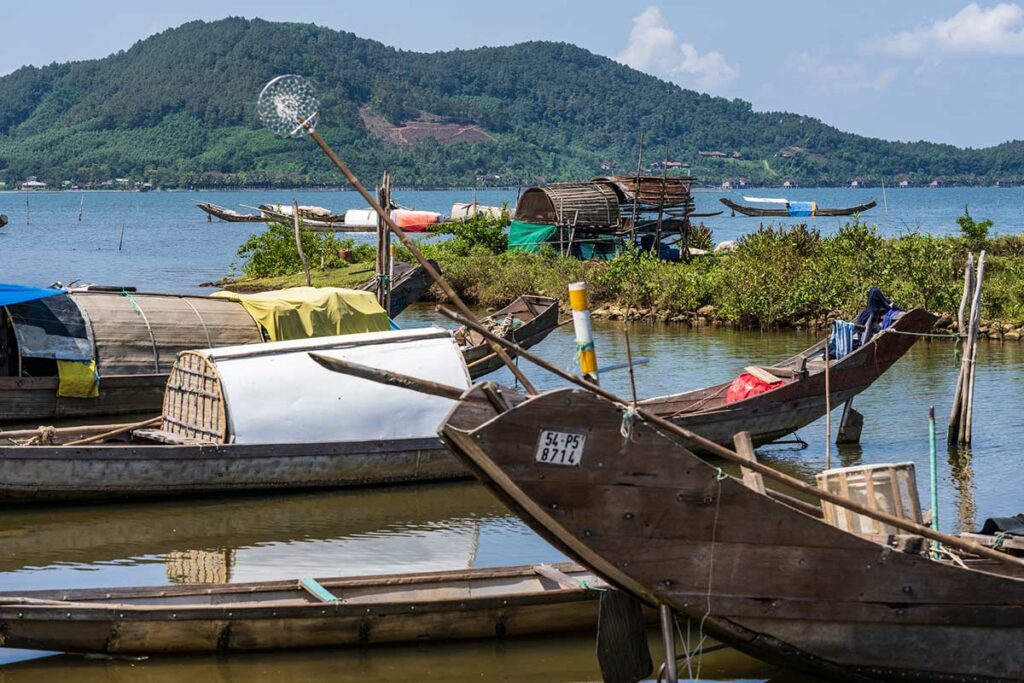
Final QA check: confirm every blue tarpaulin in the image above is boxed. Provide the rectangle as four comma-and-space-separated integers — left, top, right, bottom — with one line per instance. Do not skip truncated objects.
0, 284, 65, 307
787, 201, 816, 217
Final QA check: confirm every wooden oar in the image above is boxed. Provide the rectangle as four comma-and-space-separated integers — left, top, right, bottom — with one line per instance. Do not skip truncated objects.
435, 304, 1024, 572
62, 416, 162, 447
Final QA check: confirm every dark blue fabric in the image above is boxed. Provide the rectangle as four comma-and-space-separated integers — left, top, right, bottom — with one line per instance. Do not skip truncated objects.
0, 284, 64, 307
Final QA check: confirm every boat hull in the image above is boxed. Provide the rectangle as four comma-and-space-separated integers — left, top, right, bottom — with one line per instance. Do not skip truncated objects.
442, 387, 1024, 682
646, 308, 937, 449
0, 437, 466, 502
0, 564, 606, 653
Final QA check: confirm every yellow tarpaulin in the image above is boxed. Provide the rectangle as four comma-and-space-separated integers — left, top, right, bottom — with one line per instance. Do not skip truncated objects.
57, 359, 100, 398
211, 287, 390, 342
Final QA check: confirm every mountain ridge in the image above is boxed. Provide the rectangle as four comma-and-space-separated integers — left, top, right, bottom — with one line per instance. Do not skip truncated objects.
0, 17, 1019, 188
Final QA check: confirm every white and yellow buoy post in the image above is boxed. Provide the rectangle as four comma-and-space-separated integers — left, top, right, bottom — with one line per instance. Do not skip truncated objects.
568, 281, 599, 385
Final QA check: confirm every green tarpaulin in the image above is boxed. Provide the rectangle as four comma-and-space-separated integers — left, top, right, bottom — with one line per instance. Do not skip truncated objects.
508, 221, 557, 253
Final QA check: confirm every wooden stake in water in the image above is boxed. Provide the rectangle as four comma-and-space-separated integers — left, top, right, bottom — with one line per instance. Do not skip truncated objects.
25, 197, 30, 225
78, 195, 84, 222
118, 225, 125, 251
568, 282, 598, 385
881, 180, 888, 213
292, 200, 311, 287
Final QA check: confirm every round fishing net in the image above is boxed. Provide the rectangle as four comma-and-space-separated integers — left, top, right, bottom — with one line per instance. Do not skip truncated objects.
257, 75, 320, 138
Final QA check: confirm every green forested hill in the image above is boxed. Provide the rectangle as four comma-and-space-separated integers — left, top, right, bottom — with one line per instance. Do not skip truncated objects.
0, 17, 1020, 188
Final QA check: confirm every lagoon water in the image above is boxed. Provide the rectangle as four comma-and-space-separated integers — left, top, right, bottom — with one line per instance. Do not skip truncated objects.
1, 186, 1023, 293
0, 188, 1022, 680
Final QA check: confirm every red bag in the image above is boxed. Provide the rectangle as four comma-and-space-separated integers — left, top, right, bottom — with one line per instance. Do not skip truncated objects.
725, 372, 782, 404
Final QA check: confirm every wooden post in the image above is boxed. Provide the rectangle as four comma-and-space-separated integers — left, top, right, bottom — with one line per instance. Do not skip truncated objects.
630, 133, 644, 245
292, 200, 311, 287
962, 251, 985, 445
78, 195, 84, 222
118, 225, 125, 251
25, 197, 30, 225
374, 172, 393, 312
948, 254, 975, 443
733, 431, 766, 493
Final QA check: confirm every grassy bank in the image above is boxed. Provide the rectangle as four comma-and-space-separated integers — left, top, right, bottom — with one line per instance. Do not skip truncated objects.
223, 213, 1024, 337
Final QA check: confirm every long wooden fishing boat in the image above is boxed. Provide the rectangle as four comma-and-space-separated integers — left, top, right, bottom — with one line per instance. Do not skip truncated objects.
460, 295, 560, 379
643, 308, 936, 448
720, 197, 877, 217
440, 387, 1024, 682
196, 202, 264, 223
0, 328, 473, 502
0, 279, 457, 424
0, 562, 610, 653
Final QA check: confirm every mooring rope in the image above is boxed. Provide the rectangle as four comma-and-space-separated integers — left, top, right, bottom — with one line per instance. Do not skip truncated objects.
620, 407, 638, 440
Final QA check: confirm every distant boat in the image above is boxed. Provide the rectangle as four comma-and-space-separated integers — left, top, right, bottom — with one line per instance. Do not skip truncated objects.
721, 196, 877, 217
195, 202, 264, 223
0, 214, 7, 229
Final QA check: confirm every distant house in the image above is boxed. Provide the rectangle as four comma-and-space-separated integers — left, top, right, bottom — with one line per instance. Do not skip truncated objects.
731, 150, 742, 158
721, 180, 732, 190
898, 179, 911, 188
698, 150, 726, 158
736, 177, 748, 188
929, 179, 944, 188
782, 180, 798, 188
995, 178, 1015, 187
850, 179, 862, 188
777, 150, 794, 158
20, 177, 47, 190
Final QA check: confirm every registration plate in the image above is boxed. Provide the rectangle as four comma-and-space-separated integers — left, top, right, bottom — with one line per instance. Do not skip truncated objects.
535, 430, 586, 466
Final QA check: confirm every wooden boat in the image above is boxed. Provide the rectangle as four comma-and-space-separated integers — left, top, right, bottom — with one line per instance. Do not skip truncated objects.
0, 562, 610, 653
358, 260, 437, 319
642, 308, 936, 448
0, 328, 472, 502
440, 387, 1024, 682
0, 281, 438, 424
196, 202, 264, 223
720, 197, 877, 217
0, 213, 7, 229
459, 295, 560, 379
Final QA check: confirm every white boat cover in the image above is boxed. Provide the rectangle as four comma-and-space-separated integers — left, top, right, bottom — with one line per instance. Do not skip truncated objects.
742, 196, 789, 204
198, 327, 470, 444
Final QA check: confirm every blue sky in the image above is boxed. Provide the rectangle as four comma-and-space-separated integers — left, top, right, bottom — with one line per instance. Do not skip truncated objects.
1, 1, 1020, 147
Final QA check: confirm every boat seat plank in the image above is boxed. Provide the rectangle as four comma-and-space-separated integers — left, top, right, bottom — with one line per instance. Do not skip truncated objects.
299, 578, 340, 603
743, 366, 786, 384
132, 429, 209, 446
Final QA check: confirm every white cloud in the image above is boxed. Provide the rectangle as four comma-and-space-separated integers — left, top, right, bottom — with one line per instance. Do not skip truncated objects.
617, 6, 738, 91
794, 54, 899, 94
870, 2, 1024, 57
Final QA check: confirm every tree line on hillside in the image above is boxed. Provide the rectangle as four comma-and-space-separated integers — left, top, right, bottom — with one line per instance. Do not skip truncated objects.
0, 18, 1020, 189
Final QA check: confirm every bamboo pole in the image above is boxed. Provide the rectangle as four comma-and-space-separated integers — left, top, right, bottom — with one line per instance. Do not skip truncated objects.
309, 354, 469, 401
63, 416, 162, 447
303, 128, 538, 395
962, 251, 985, 444
292, 200, 311, 287
436, 304, 1024, 571
948, 254, 974, 441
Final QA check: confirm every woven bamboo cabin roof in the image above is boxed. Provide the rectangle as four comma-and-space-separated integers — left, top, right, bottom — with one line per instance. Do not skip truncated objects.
515, 182, 621, 228
593, 175, 695, 209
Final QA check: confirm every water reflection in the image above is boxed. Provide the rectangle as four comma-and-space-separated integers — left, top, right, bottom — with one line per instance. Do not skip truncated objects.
0, 631, 775, 683
947, 445, 978, 533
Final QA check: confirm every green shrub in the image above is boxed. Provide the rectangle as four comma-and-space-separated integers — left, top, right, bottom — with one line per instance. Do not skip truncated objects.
234, 222, 374, 278
957, 205, 992, 251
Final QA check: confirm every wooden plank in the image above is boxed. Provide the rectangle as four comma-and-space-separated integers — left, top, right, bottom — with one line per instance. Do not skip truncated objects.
732, 431, 765, 494
532, 563, 583, 589
299, 577, 340, 603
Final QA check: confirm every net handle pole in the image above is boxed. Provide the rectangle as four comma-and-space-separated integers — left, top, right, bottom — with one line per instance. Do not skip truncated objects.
305, 129, 538, 395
